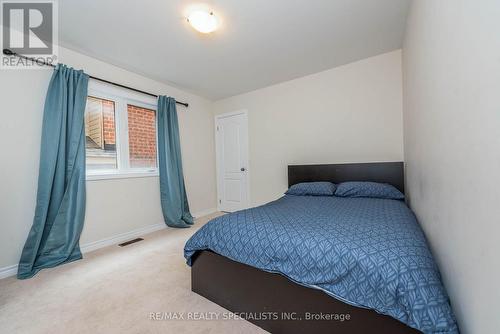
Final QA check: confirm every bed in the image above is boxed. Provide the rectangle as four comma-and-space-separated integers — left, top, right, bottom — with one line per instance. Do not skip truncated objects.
184, 162, 458, 334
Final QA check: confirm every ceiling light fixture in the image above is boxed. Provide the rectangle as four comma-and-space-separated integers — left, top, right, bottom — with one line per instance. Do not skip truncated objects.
187, 10, 218, 33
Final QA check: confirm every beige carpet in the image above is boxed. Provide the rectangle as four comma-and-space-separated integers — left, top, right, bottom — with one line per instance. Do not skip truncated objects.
0, 213, 267, 334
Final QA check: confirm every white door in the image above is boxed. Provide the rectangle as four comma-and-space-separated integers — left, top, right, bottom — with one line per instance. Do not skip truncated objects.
215, 111, 249, 212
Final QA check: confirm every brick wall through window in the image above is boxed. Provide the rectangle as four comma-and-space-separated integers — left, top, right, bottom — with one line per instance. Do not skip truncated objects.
127, 104, 157, 168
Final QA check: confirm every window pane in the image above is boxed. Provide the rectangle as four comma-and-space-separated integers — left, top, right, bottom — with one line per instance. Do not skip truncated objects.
127, 104, 157, 169
85, 96, 118, 170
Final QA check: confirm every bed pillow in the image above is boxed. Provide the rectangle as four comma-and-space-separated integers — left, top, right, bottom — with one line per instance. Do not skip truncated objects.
285, 182, 336, 196
334, 181, 404, 200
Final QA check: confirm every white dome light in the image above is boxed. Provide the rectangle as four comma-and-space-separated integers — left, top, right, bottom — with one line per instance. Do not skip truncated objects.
187, 10, 218, 34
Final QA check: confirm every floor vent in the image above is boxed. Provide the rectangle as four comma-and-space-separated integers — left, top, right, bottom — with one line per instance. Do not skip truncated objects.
118, 238, 144, 247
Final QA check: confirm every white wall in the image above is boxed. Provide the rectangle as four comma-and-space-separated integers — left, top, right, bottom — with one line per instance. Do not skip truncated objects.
0, 46, 217, 271
214, 50, 404, 206
403, 1, 500, 333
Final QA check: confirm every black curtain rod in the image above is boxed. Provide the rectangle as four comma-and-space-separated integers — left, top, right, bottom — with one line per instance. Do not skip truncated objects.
2, 49, 189, 108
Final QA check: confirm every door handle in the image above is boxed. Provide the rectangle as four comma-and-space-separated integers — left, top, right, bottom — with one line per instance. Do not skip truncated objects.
240, 167, 246, 172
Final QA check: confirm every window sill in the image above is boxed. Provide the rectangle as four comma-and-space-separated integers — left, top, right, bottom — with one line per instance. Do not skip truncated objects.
86, 170, 159, 181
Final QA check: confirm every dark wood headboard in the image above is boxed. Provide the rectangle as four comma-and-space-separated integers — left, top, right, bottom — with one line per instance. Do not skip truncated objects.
288, 162, 404, 193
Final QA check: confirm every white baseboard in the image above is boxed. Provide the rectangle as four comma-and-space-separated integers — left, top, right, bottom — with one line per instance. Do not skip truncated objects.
192, 207, 218, 218
0, 264, 18, 280
80, 222, 166, 254
0, 223, 166, 280
0, 209, 218, 280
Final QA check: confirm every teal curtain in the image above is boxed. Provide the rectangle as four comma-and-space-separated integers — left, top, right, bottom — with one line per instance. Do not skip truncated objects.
17, 65, 89, 279
157, 96, 194, 228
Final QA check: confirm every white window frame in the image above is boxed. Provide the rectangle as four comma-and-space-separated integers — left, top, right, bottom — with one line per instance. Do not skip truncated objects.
85, 79, 159, 181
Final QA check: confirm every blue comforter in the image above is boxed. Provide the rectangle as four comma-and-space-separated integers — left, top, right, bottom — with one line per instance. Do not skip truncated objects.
184, 195, 458, 333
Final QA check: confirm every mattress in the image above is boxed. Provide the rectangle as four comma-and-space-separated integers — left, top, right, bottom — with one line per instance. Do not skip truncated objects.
184, 195, 458, 334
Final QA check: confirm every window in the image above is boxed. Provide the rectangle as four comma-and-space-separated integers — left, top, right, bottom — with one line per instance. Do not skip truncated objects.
85, 81, 158, 180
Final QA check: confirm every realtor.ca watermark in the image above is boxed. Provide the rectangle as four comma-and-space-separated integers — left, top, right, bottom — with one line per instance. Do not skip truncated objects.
1, 0, 58, 69
149, 311, 351, 322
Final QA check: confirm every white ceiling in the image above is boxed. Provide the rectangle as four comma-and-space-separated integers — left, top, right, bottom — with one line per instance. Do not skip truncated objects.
59, 0, 411, 100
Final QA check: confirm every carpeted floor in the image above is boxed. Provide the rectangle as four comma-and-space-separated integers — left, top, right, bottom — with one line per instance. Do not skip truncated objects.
0, 213, 267, 334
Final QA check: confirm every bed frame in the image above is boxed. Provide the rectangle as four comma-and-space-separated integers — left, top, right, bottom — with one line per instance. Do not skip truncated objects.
191, 162, 420, 334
